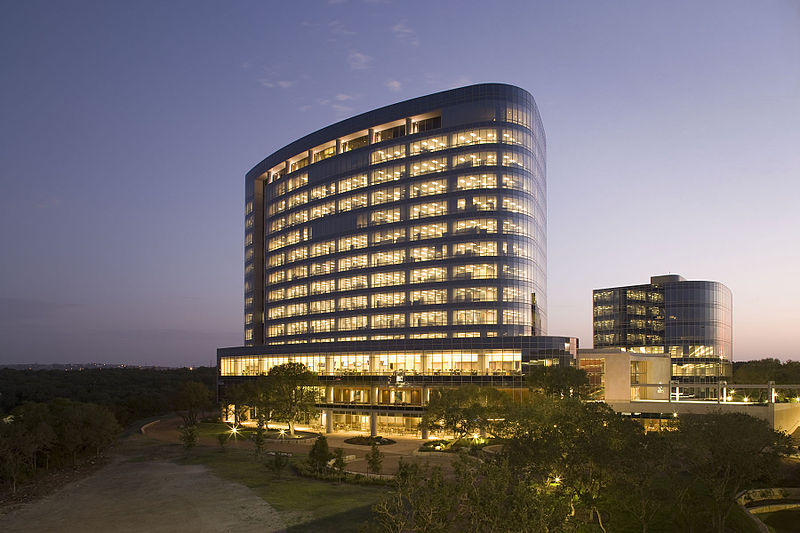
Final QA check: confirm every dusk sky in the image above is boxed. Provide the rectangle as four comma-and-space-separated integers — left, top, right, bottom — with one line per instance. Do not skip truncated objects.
1, 1, 798, 366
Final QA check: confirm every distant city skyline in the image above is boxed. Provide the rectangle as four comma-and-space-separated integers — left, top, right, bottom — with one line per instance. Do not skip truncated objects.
1, 1, 798, 365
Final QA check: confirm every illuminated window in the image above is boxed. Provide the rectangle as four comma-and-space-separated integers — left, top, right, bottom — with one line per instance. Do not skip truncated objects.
371, 313, 405, 328
311, 183, 335, 200
268, 324, 285, 337
339, 234, 368, 252
502, 219, 524, 235
288, 157, 308, 174
375, 124, 406, 142
268, 306, 286, 320
338, 315, 368, 331
310, 318, 335, 332
451, 128, 498, 147
371, 207, 401, 225
287, 246, 308, 263
410, 201, 447, 219
342, 134, 368, 153
502, 264, 528, 280
371, 186, 404, 205
245, 328, 254, 341
310, 240, 336, 257
286, 173, 308, 192
372, 292, 405, 308
338, 275, 368, 291
501, 174, 528, 192
410, 157, 447, 177
502, 151, 528, 170
410, 267, 446, 283
505, 105, 531, 128
457, 173, 497, 190
503, 309, 528, 325
310, 299, 335, 313
455, 287, 497, 302
286, 302, 307, 317
453, 151, 497, 169
453, 241, 497, 257
453, 218, 497, 234
313, 145, 336, 163
627, 290, 647, 301
501, 129, 527, 146
371, 271, 405, 287
310, 201, 335, 220
339, 174, 368, 193
453, 263, 497, 280
338, 295, 368, 310
338, 254, 368, 271
268, 270, 285, 284
268, 253, 285, 268
457, 195, 497, 212
373, 227, 406, 244
371, 144, 406, 164
338, 193, 368, 212
311, 279, 335, 295
286, 284, 307, 299
502, 241, 529, 258
453, 309, 497, 325
410, 135, 447, 155
410, 245, 446, 262
409, 332, 448, 339
286, 265, 307, 281
287, 191, 308, 209
371, 164, 405, 185
410, 222, 447, 240
311, 259, 335, 276
287, 320, 308, 335
411, 116, 441, 133
503, 287, 524, 302
409, 311, 447, 326
268, 288, 284, 302
410, 289, 446, 304
409, 178, 447, 198
372, 249, 405, 267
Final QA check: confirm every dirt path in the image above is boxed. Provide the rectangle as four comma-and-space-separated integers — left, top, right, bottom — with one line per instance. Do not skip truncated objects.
2, 456, 286, 533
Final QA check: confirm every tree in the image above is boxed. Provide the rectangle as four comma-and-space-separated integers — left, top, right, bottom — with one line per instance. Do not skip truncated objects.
308, 435, 331, 472
267, 363, 319, 436
179, 424, 198, 452
421, 386, 508, 443
526, 365, 590, 398
223, 382, 251, 426
174, 381, 212, 427
332, 448, 346, 481
366, 442, 384, 474
675, 412, 792, 533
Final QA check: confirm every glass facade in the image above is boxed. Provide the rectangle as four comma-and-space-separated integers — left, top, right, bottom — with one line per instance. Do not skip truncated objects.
244, 83, 547, 345
593, 274, 733, 385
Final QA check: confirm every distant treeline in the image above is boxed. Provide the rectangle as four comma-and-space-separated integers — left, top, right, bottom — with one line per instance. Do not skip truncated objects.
733, 358, 800, 384
0, 367, 216, 427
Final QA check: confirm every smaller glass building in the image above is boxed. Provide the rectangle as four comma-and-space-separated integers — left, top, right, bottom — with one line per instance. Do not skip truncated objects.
593, 274, 733, 391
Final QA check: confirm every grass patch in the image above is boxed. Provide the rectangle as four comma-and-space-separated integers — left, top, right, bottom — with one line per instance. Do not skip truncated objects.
180, 444, 385, 531
759, 508, 800, 533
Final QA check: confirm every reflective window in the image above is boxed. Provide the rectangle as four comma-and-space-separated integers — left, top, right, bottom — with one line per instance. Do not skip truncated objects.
338, 295, 368, 310
338, 315, 368, 331
371, 313, 405, 328
338, 193, 368, 212
310, 201, 335, 220
410, 267, 447, 283
453, 241, 497, 257
372, 292, 405, 308
311, 259, 335, 276
310, 299, 335, 313
410, 245, 446, 262
453, 309, 497, 325
410, 157, 447, 177
373, 227, 406, 244
371, 207, 401, 225
338, 275, 368, 291
371, 186, 404, 205
372, 271, 405, 287
453, 151, 497, 169
453, 218, 497, 234
338, 254, 368, 271
410, 178, 447, 197
310, 240, 336, 257
410, 135, 447, 155
311, 279, 336, 295
371, 164, 405, 185
339, 234, 368, 252
453, 263, 497, 280
372, 249, 405, 267
339, 174, 368, 193
455, 287, 497, 302
410, 201, 447, 219
410, 311, 447, 326
451, 128, 498, 147
410, 289, 447, 304
371, 144, 406, 164
310, 318, 335, 332
410, 222, 447, 240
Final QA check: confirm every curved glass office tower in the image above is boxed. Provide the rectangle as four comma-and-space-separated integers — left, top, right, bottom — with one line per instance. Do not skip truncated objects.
223, 84, 576, 435
244, 83, 547, 345
593, 274, 733, 384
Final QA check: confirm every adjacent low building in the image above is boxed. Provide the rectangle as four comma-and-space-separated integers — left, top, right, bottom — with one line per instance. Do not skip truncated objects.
593, 274, 732, 398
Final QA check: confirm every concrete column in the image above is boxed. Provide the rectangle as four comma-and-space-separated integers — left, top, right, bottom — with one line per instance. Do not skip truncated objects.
477, 352, 487, 374
349, 389, 355, 403
769, 381, 776, 403
421, 386, 429, 405
370, 412, 378, 437
368, 128, 375, 144
326, 385, 334, 403
324, 409, 333, 433
336, 138, 342, 154
371, 386, 379, 405
421, 426, 429, 440
390, 390, 396, 404
325, 355, 334, 374
405, 117, 412, 135
420, 353, 429, 373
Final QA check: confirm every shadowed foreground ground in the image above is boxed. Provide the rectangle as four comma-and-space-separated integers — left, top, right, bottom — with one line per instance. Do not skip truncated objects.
2, 445, 286, 533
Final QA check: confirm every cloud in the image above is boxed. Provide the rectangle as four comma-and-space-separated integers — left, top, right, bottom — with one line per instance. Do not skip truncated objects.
329, 20, 355, 36
259, 79, 295, 89
331, 104, 354, 116
385, 79, 402, 92
391, 21, 419, 46
347, 50, 372, 70
328, 0, 347, 4
335, 93, 354, 101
